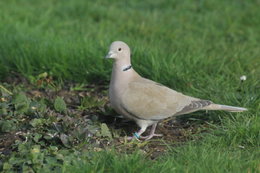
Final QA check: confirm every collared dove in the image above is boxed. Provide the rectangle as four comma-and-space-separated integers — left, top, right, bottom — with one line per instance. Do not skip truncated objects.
106, 41, 247, 140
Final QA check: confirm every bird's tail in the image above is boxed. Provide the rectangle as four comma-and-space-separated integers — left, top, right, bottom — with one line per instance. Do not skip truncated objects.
203, 104, 247, 112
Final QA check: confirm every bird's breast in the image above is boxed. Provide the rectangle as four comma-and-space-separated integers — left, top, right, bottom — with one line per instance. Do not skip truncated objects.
109, 82, 124, 108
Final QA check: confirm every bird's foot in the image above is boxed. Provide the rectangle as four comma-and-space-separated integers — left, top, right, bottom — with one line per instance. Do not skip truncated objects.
127, 132, 143, 141
140, 134, 163, 140
126, 133, 163, 141
127, 123, 162, 141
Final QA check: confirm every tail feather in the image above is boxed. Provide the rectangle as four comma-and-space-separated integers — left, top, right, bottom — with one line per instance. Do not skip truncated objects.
203, 104, 247, 112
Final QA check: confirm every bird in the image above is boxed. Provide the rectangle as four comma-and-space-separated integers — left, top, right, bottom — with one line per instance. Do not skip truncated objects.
105, 41, 247, 140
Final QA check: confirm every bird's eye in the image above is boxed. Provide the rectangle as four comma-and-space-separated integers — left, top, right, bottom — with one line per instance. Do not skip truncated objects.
118, 48, 122, 51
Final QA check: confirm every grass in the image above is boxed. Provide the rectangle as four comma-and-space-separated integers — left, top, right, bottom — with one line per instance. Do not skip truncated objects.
0, 0, 259, 172
63, 146, 259, 173
63, 114, 260, 173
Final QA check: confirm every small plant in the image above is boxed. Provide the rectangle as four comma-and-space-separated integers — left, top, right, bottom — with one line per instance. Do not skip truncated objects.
54, 96, 67, 113
78, 96, 105, 110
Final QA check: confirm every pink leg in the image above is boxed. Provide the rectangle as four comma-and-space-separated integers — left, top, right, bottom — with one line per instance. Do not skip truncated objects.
139, 123, 163, 140
127, 126, 147, 141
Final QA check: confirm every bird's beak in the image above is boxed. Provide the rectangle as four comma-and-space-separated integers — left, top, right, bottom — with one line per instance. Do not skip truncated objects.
105, 51, 116, 59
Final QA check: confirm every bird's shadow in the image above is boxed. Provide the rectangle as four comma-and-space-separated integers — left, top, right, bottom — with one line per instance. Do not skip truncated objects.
98, 109, 224, 138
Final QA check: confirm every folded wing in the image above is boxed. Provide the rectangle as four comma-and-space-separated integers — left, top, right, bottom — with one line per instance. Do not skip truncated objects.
121, 78, 207, 120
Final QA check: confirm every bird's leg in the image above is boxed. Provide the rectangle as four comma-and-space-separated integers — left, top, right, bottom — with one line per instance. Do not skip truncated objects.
139, 123, 163, 140
127, 126, 147, 141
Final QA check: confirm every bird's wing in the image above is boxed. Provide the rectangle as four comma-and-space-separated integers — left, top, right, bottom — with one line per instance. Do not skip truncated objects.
174, 100, 212, 115
121, 78, 207, 120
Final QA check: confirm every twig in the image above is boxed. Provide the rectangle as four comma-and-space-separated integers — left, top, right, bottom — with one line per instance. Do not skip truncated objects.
0, 84, 13, 95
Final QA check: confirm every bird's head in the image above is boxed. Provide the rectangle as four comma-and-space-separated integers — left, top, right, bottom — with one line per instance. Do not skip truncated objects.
105, 41, 131, 60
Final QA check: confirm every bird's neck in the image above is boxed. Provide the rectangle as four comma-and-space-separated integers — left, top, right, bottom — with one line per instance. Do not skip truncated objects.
113, 60, 133, 73
110, 60, 139, 90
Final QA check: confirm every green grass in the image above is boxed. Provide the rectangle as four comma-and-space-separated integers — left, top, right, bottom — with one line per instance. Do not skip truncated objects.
0, 0, 259, 172
63, 114, 260, 173
63, 146, 259, 173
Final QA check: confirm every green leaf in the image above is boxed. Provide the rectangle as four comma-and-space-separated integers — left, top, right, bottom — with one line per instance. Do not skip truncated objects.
33, 133, 43, 142
30, 145, 44, 165
28, 100, 47, 116
100, 123, 112, 139
37, 72, 48, 79
79, 96, 105, 110
3, 162, 12, 170
0, 102, 8, 115
13, 92, 30, 114
30, 145, 41, 155
30, 118, 45, 127
54, 97, 67, 112
0, 120, 16, 132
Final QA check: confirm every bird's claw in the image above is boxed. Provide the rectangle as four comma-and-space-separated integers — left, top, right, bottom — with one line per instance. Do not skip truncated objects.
127, 136, 140, 141
140, 134, 163, 140
127, 133, 163, 141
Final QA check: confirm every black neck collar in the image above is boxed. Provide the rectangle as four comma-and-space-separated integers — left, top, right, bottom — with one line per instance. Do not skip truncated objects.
123, 65, 132, 71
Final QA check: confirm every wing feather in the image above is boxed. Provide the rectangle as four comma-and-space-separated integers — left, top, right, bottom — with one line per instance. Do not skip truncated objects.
121, 79, 197, 120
